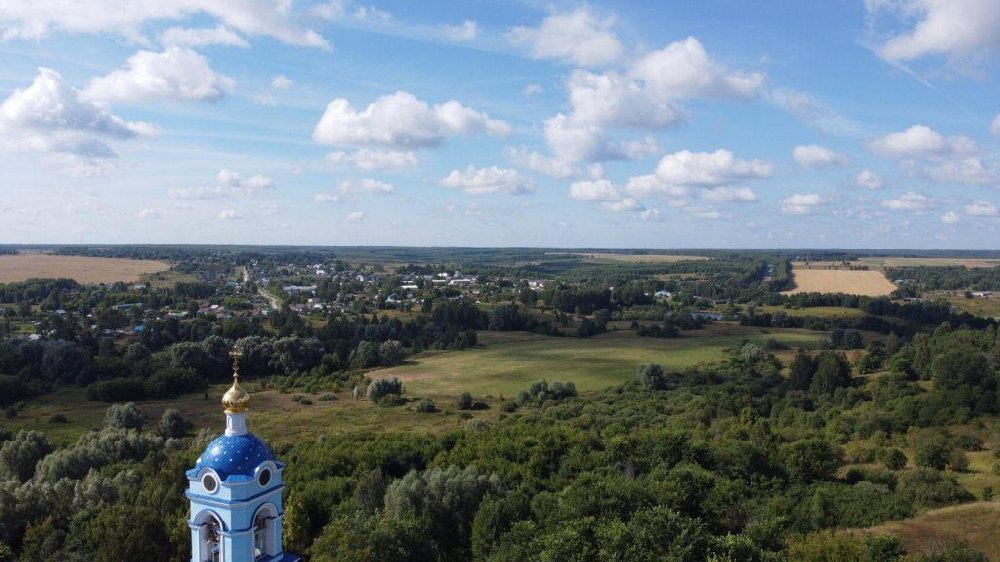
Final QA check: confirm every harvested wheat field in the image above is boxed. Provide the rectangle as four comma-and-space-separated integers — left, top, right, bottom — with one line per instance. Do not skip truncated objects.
857, 257, 1000, 269
784, 267, 897, 296
0, 254, 170, 284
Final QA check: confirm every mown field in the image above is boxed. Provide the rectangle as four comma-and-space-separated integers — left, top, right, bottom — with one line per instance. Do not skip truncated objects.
0, 254, 170, 283
6, 325, 826, 447
784, 265, 898, 296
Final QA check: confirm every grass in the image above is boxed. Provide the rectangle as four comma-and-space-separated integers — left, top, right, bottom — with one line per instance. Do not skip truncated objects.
142, 269, 198, 289
936, 294, 1000, 319
0, 254, 170, 284
863, 502, 1000, 560
3, 324, 825, 447
758, 305, 868, 320
375, 325, 825, 397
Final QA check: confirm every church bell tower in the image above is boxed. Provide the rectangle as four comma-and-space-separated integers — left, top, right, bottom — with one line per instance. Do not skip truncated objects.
186, 350, 301, 562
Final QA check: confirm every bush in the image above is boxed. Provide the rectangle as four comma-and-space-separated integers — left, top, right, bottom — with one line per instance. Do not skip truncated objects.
786, 530, 904, 562
104, 402, 144, 430
500, 401, 518, 413
515, 379, 577, 405
415, 399, 437, 413
947, 450, 969, 472
915, 436, 951, 470
48, 413, 68, 424
318, 393, 337, 401
87, 378, 146, 402
635, 363, 668, 391
367, 377, 403, 401
377, 395, 406, 408
912, 541, 988, 562
881, 448, 908, 471
158, 408, 189, 438
458, 391, 473, 410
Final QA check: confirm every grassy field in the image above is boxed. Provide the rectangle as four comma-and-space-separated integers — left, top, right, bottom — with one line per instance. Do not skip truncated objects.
5, 324, 825, 447
864, 502, 1000, 560
758, 305, 868, 320
545, 252, 711, 263
0, 254, 170, 284
376, 326, 825, 397
857, 257, 1000, 269
784, 266, 897, 296
937, 294, 1000, 318
142, 269, 198, 289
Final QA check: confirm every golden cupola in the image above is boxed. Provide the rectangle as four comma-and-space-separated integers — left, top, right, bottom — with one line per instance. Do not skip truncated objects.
222, 349, 251, 414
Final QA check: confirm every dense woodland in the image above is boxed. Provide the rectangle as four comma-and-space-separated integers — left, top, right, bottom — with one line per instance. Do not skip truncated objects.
1, 247, 999, 561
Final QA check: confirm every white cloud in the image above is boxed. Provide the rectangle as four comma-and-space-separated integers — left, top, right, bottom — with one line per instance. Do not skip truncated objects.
868, 0, 1000, 62
654, 149, 773, 187
689, 207, 722, 219
328, 148, 418, 170
856, 169, 884, 189
601, 198, 644, 212
84, 47, 234, 103
136, 208, 159, 219
270, 74, 293, 90
507, 9, 624, 67
347, 210, 365, 222
965, 200, 998, 216
440, 166, 534, 195
767, 88, 861, 136
882, 191, 933, 211
868, 124, 976, 159
218, 209, 243, 220
312, 91, 508, 148
315, 178, 395, 204
702, 186, 758, 202
168, 169, 274, 199
992, 114, 1000, 137
640, 208, 662, 221
569, 179, 619, 201
0, 0, 329, 48
352, 6, 392, 22
160, 25, 248, 48
926, 157, 997, 184
443, 20, 477, 41
0, 67, 155, 160
545, 39, 763, 162
940, 211, 960, 224
522, 84, 543, 97
507, 147, 576, 179
624, 174, 689, 200
792, 144, 848, 169
781, 193, 823, 214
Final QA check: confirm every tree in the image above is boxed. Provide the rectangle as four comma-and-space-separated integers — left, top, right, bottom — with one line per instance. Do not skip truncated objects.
104, 402, 144, 430
158, 408, 189, 438
458, 391, 474, 410
379, 340, 405, 366
350, 341, 381, 370
789, 349, 816, 391
881, 448, 908, 471
367, 377, 402, 401
811, 352, 851, 396
635, 363, 668, 391
780, 438, 840, 484
915, 436, 951, 470
0, 430, 53, 482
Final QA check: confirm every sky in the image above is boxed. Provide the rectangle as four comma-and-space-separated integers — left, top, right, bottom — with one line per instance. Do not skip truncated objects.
0, 0, 999, 249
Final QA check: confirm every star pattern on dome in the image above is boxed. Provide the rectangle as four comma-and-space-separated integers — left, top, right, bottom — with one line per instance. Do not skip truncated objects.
196, 433, 275, 481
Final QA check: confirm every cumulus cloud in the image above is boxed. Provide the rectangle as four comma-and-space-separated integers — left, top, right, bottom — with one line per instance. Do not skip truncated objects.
781, 193, 823, 214
328, 149, 418, 170
312, 91, 508, 149
940, 211, 960, 224
84, 47, 234, 103
544, 38, 763, 162
443, 20, 477, 41
623, 149, 771, 206
792, 144, 848, 169
314, 178, 395, 204
965, 200, 998, 216
0, 0, 329, 48
601, 198, 644, 212
218, 209, 244, 220
507, 147, 576, 179
347, 210, 365, 222
270, 75, 293, 90
569, 179, 620, 201
702, 186, 758, 202
168, 169, 274, 199
0, 67, 155, 161
856, 169, 884, 189
882, 191, 934, 211
868, 0, 1000, 62
507, 9, 624, 67
926, 157, 997, 184
160, 25, 248, 48
440, 166, 534, 195
868, 124, 976, 159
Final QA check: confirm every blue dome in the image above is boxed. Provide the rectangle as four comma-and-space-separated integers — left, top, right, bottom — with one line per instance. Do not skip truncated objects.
195, 433, 276, 481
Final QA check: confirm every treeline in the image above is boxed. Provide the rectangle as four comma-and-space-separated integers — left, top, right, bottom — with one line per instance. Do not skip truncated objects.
886, 265, 1000, 292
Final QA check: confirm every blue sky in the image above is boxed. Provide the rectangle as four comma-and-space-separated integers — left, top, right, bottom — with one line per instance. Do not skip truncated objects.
0, 0, 999, 248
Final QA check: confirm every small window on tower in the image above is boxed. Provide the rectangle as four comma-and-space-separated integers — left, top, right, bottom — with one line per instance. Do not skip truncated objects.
258, 468, 271, 487
202, 473, 218, 494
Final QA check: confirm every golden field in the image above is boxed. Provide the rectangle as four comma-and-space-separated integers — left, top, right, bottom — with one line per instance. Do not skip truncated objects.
784, 266, 897, 296
0, 254, 170, 284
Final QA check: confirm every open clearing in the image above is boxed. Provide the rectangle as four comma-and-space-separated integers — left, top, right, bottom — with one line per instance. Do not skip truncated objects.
784, 266, 897, 296
0, 254, 170, 284
864, 502, 1000, 560
375, 327, 824, 397
546, 252, 711, 263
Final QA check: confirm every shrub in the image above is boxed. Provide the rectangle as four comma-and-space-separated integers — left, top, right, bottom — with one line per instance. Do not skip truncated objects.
415, 399, 437, 413
915, 436, 951, 470
87, 378, 146, 402
947, 450, 969, 472
465, 418, 491, 432
367, 377, 402, 401
158, 408, 189, 438
458, 391, 473, 410
500, 401, 518, 413
377, 395, 406, 408
880, 448, 908, 471
319, 393, 337, 401
636, 363, 668, 391
104, 402, 144, 430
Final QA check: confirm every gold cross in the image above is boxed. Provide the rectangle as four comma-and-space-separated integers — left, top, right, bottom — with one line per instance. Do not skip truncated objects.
229, 348, 243, 380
